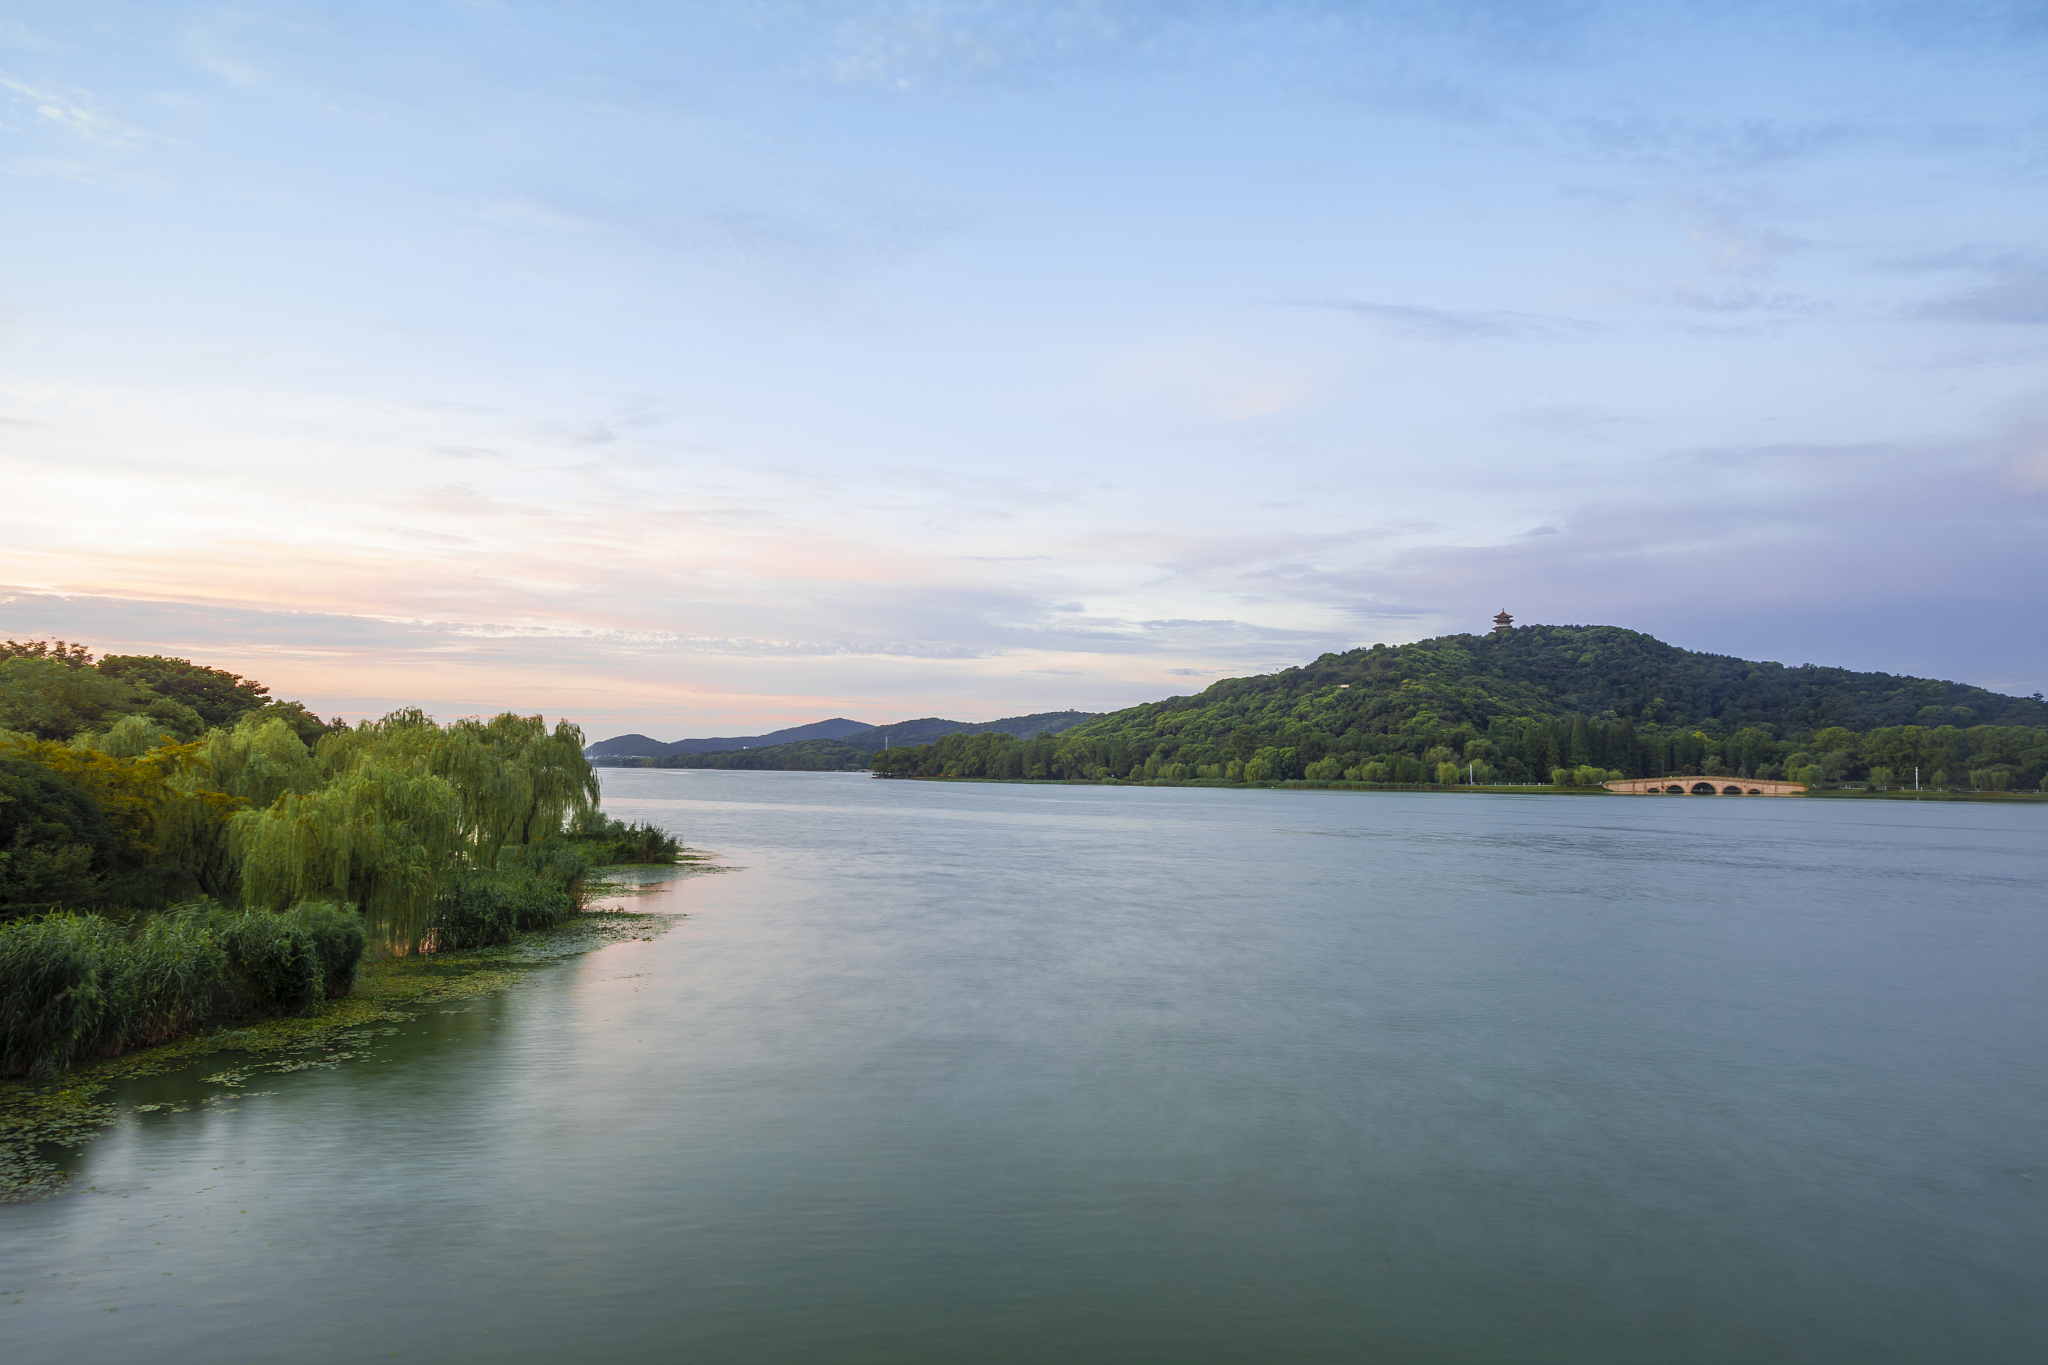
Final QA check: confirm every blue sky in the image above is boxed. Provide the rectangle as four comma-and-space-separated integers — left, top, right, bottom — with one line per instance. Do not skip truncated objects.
3, 2, 2045, 736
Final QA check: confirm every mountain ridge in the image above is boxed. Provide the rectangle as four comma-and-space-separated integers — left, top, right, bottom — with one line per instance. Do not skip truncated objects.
585, 717, 872, 759
591, 710, 1097, 770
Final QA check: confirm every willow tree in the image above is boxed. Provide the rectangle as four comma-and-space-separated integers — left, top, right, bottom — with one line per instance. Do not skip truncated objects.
137, 716, 326, 899
317, 709, 597, 867
450, 713, 598, 863
233, 757, 462, 949
236, 709, 596, 948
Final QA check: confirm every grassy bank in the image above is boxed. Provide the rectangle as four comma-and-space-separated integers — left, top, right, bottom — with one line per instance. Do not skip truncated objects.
0, 856, 721, 1202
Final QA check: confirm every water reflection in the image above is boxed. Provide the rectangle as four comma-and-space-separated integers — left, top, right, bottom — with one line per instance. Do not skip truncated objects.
3, 773, 2043, 1364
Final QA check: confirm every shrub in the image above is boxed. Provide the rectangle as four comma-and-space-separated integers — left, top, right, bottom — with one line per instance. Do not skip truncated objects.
507, 837, 596, 897
290, 901, 367, 998
566, 810, 679, 864
108, 912, 230, 1050
430, 867, 577, 951
212, 908, 326, 1017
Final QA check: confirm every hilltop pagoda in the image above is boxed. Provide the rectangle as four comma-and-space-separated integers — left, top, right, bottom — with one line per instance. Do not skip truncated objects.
1492, 611, 1513, 634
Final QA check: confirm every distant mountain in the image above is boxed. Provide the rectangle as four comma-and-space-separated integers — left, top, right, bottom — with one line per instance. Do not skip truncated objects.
584, 716, 872, 759
596, 710, 1097, 770
848, 712, 1097, 753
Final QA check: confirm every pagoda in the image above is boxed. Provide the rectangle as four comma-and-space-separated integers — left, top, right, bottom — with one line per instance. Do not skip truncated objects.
1492, 611, 1513, 634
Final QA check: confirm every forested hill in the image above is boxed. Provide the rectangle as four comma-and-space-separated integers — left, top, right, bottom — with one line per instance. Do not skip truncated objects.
856, 712, 1096, 750
1081, 625, 2046, 743
587, 717, 871, 759
608, 710, 1096, 770
869, 626, 2047, 790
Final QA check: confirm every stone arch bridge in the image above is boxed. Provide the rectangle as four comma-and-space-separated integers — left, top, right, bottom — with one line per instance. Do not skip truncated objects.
1604, 776, 1808, 796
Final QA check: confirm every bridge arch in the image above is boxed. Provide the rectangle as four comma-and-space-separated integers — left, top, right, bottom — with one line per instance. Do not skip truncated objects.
1605, 775, 1808, 797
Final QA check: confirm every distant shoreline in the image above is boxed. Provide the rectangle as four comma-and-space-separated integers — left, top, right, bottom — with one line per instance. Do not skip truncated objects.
862, 775, 2048, 802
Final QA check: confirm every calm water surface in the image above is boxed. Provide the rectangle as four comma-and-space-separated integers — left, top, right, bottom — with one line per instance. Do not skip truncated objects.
5, 772, 2044, 1363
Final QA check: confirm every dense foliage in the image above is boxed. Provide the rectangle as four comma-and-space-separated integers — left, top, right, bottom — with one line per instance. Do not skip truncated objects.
0, 637, 673, 1075
873, 626, 2048, 792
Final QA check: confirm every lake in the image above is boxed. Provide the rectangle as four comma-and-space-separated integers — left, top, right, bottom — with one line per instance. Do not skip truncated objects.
4, 771, 2044, 1362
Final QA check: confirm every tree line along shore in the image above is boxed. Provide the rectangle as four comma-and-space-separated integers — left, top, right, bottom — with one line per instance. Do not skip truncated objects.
0, 638, 676, 1081
871, 626, 2048, 793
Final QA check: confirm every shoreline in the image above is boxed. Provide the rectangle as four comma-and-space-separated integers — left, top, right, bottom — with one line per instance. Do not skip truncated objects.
871, 775, 2048, 802
0, 858, 728, 1203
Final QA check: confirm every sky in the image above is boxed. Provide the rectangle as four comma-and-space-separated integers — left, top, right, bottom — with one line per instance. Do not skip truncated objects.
2, 1, 2045, 739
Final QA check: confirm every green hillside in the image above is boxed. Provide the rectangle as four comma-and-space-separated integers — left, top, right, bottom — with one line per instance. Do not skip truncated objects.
1084, 624, 2045, 737
871, 625, 2048, 791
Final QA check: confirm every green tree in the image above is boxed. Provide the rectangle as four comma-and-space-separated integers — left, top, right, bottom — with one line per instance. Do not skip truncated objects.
95, 655, 273, 728
0, 755, 113, 918
0, 657, 199, 741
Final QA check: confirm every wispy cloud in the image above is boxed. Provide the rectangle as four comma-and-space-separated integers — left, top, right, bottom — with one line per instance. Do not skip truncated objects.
1666, 284, 1824, 315
0, 73, 147, 145
1879, 246, 2048, 324
3, 0, 2045, 725
1914, 272, 2048, 325
1292, 298, 1593, 341
1575, 113, 1863, 171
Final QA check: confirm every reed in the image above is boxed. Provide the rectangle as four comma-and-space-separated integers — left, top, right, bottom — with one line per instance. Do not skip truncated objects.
0, 900, 368, 1078
0, 913, 123, 1078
